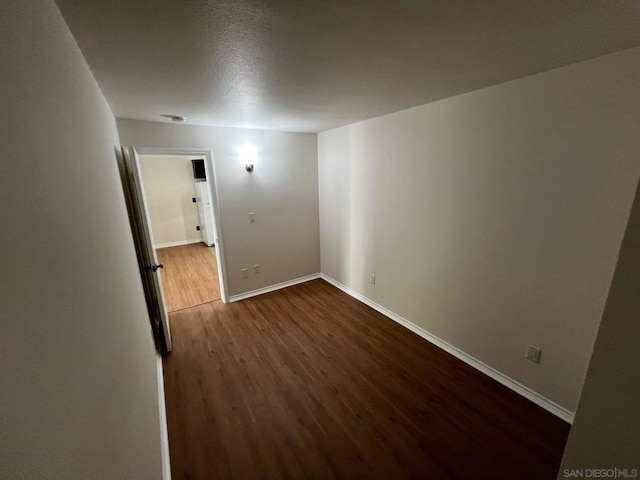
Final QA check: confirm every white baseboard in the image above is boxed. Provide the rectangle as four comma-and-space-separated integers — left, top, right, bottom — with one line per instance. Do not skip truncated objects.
229, 273, 321, 303
157, 355, 171, 480
154, 238, 202, 249
320, 274, 575, 424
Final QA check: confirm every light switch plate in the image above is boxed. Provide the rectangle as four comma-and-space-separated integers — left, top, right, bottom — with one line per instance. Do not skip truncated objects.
526, 345, 542, 363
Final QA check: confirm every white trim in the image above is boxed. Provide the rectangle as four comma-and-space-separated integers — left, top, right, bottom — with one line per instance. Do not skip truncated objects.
229, 273, 321, 303
320, 273, 575, 424
157, 355, 171, 480
202, 152, 230, 303
154, 238, 202, 249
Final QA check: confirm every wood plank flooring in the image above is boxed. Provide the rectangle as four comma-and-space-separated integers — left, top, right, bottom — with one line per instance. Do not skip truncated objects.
163, 279, 570, 479
156, 243, 220, 312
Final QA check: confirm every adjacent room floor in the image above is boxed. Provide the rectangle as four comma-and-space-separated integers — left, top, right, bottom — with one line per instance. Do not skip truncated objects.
162, 279, 570, 479
156, 243, 220, 312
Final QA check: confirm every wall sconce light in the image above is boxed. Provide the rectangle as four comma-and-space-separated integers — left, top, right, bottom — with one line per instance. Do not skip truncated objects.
238, 144, 257, 173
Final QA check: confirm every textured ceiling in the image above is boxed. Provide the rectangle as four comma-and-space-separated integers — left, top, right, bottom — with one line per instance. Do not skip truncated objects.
56, 0, 640, 133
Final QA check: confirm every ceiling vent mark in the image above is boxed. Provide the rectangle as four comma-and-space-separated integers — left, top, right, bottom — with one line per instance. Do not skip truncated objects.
160, 114, 186, 123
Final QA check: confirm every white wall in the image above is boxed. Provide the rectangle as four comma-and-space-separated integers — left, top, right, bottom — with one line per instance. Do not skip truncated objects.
318, 47, 640, 412
0, 2, 163, 478
118, 119, 320, 296
139, 155, 202, 247
558, 171, 640, 475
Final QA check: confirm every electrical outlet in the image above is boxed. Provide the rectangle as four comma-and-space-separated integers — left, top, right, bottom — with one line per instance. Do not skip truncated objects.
241, 268, 248, 279
526, 346, 542, 364
249, 212, 255, 223
254, 264, 260, 274
369, 273, 376, 285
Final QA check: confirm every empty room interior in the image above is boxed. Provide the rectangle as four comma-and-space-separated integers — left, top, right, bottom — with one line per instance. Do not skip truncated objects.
2, 1, 640, 479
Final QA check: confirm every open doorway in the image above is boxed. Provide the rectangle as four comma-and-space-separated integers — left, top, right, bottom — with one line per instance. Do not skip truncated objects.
123, 146, 229, 354
138, 154, 221, 312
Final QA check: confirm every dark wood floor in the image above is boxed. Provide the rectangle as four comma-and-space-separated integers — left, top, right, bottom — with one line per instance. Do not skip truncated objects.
163, 279, 570, 479
156, 243, 220, 312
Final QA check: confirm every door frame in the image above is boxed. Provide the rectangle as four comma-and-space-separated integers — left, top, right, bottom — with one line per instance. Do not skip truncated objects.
134, 147, 230, 305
